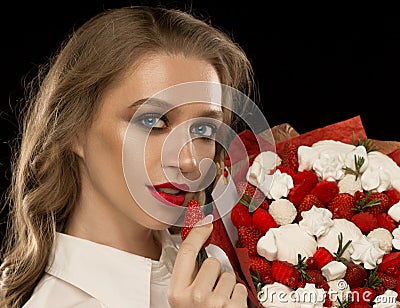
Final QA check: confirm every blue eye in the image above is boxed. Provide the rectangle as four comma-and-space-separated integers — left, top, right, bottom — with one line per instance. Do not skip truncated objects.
140, 114, 167, 129
191, 123, 217, 138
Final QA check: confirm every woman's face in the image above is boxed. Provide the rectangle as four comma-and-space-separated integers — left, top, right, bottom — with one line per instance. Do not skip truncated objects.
74, 54, 224, 230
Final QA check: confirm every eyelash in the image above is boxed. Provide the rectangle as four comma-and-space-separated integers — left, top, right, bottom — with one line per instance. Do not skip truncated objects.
139, 113, 168, 129
137, 113, 217, 139
190, 123, 217, 140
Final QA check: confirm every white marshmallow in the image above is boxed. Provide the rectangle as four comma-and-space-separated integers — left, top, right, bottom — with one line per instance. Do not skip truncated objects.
257, 230, 278, 261
321, 260, 347, 281
388, 201, 400, 222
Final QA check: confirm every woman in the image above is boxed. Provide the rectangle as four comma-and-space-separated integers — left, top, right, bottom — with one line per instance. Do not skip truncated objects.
0, 5, 259, 307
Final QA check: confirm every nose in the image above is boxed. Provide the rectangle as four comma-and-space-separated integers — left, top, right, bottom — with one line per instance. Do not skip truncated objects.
161, 127, 215, 189
161, 128, 199, 177
178, 140, 198, 174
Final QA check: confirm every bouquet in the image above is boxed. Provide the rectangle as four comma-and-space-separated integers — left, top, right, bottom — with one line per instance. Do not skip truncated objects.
211, 116, 400, 307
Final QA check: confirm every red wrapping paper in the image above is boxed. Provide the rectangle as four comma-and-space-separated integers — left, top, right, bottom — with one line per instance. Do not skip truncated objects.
390, 148, 400, 167
275, 115, 366, 154
210, 205, 239, 270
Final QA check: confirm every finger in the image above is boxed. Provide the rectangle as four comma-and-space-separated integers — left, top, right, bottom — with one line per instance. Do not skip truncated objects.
213, 271, 237, 298
170, 215, 213, 289
191, 257, 221, 293
230, 283, 248, 306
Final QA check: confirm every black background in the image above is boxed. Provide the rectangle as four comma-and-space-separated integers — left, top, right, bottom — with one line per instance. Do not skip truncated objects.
1, 1, 399, 243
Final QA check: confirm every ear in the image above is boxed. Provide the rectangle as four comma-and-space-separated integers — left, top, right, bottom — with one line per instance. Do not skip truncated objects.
71, 134, 85, 159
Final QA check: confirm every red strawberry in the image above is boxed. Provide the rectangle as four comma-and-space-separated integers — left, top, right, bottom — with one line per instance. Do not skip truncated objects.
305, 256, 318, 270
351, 287, 376, 303
292, 169, 319, 188
348, 303, 372, 308
310, 179, 339, 205
327, 192, 356, 220
376, 213, 396, 233
366, 192, 390, 214
281, 142, 299, 172
303, 269, 329, 291
296, 194, 324, 222
384, 189, 400, 207
376, 271, 397, 294
237, 225, 263, 256
271, 260, 300, 289
181, 199, 209, 268
288, 183, 310, 207
258, 200, 269, 211
275, 165, 297, 178
249, 255, 274, 284
351, 212, 378, 234
353, 190, 365, 202
385, 266, 400, 279
251, 207, 278, 234
230, 202, 253, 228
344, 261, 368, 289
249, 255, 271, 273
323, 295, 333, 308
261, 269, 275, 285
288, 170, 319, 206
354, 191, 390, 215
396, 276, 400, 301
181, 199, 205, 241
294, 254, 330, 290
313, 247, 334, 269
378, 252, 400, 274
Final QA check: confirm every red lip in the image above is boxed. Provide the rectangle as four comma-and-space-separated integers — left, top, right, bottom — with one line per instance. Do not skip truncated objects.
148, 182, 189, 207
153, 182, 190, 191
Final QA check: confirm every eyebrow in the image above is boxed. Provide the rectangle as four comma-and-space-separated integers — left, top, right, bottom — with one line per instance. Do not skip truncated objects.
129, 97, 225, 119
129, 98, 173, 109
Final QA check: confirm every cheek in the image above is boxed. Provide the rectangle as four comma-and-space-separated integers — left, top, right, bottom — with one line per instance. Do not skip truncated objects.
124, 130, 164, 185
84, 125, 126, 182
192, 140, 217, 176
195, 140, 216, 159
143, 136, 163, 165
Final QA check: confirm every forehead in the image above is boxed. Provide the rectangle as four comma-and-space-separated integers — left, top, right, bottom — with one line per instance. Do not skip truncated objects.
143, 81, 223, 108
131, 54, 221, 101
101, 53, 223, 112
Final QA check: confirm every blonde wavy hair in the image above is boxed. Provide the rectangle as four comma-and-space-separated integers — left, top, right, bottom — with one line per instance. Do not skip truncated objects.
0, 5, 257, 307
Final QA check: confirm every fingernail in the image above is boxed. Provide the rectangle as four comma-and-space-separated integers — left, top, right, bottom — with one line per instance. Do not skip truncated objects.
195, 214, 214, 227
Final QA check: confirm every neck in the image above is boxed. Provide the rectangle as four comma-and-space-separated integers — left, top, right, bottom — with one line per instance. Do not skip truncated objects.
65, 191, 162, 261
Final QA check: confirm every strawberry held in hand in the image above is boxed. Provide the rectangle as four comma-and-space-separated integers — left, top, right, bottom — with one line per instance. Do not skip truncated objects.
181, 199, 210, 267
181, 200, 205, 240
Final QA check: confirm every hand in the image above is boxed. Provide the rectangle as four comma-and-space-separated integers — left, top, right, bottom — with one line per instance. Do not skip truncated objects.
168, 215, 248, 307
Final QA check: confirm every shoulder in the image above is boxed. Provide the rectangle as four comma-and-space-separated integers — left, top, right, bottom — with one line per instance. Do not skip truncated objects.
22, 273, 106, 308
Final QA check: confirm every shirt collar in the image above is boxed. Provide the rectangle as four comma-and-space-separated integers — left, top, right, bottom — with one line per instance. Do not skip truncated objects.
46, 230, 178, 308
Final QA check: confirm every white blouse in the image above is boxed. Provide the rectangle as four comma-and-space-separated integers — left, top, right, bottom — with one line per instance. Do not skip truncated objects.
22, 230, 179, 308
